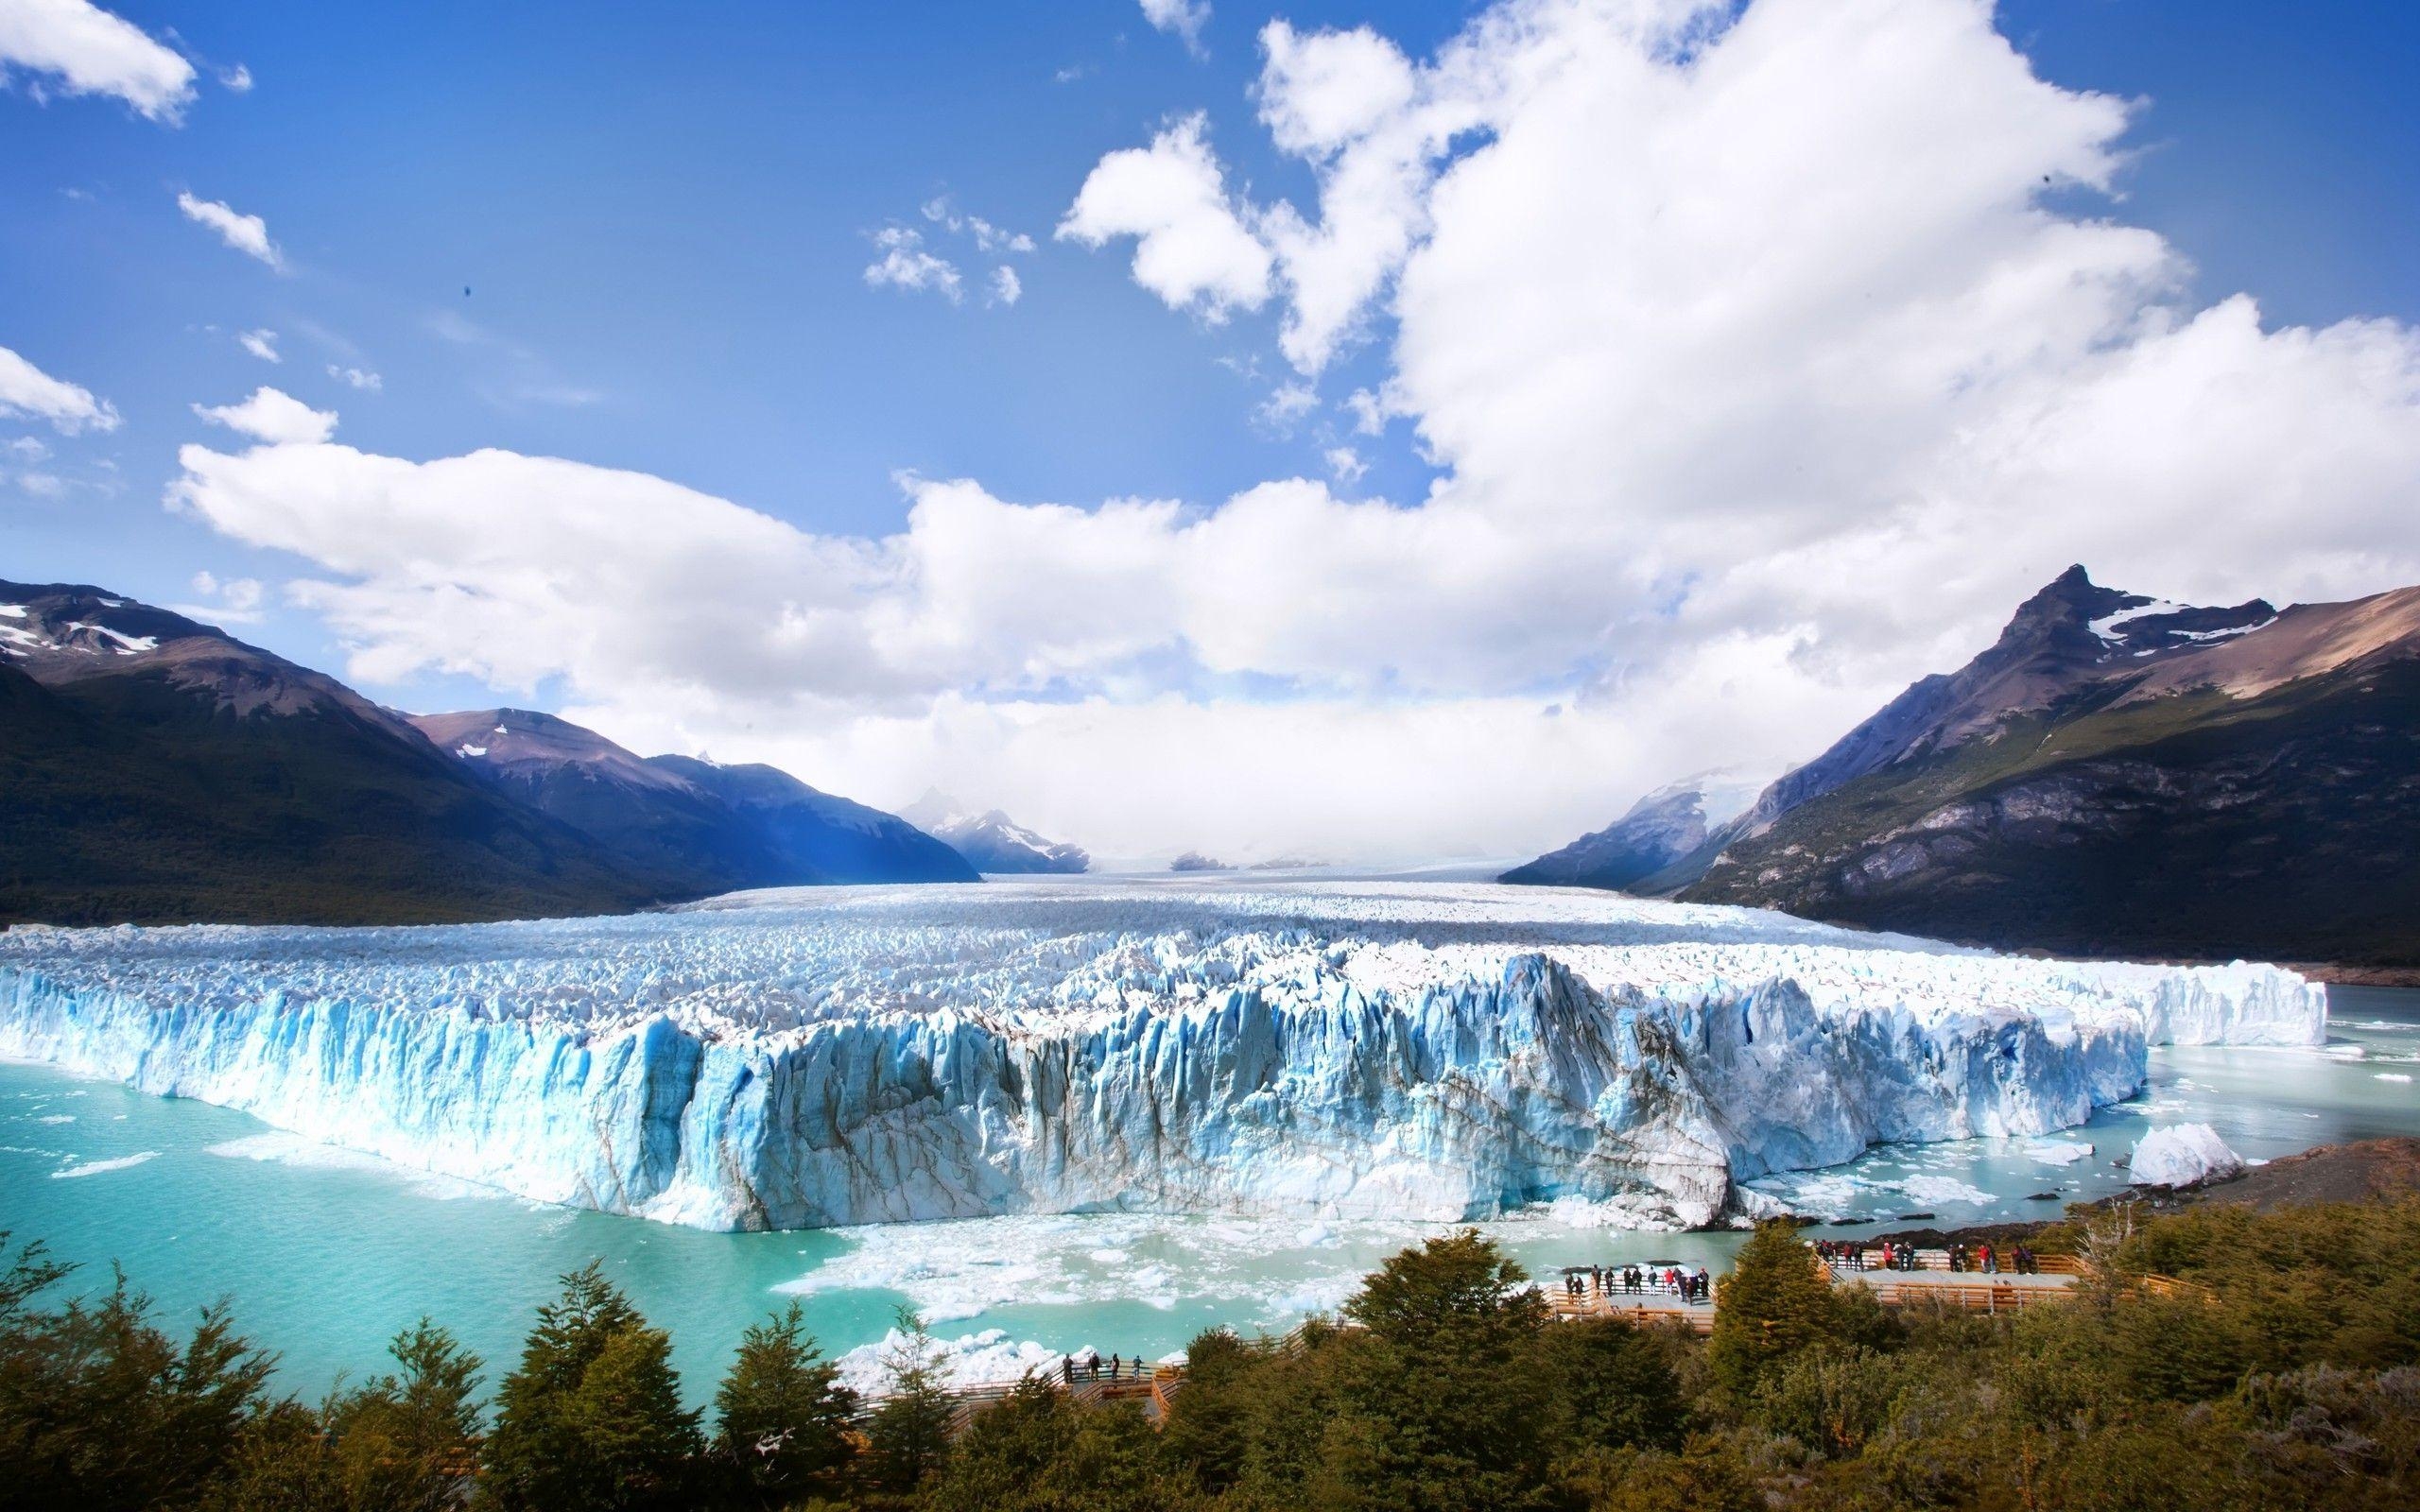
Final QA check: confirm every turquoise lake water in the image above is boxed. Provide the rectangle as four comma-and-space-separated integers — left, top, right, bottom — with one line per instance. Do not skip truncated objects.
4, 985, 2415, 1402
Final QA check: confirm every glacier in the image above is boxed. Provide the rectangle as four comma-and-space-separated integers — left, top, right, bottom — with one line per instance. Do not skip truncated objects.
0, 880, 2325, 1231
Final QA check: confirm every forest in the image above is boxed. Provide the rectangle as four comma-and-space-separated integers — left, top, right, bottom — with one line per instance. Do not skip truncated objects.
5, 1196, 2417, 1511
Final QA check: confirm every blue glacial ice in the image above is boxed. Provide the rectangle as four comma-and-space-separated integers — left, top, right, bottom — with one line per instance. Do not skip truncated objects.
0, 880, 2325, 1231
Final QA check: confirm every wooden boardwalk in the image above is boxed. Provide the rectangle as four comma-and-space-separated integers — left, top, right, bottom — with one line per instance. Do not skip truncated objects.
920, 1250, 2104, 1432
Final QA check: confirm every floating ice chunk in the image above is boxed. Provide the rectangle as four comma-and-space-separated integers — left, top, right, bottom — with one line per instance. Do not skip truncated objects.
2129, 1124, 2245, 1188
2026, 1140, 2093, 1165
1893, 1176, 1996, 1207
51, 1151, 158, 1178
835, 1326, 1065, 1397
2377, 1073, 2413, 1084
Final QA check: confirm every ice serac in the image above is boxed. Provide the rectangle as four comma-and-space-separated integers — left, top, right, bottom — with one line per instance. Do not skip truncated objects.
0, 883, 2325, 1231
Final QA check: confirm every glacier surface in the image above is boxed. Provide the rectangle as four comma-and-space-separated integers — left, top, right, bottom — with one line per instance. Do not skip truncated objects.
0, 880, 2325, 1231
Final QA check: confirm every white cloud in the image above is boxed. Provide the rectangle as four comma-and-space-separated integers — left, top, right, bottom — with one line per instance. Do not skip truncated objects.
325, 363, 382, 391
237, 328, 280, 363
922, 197, 1035, 254
216, 61, 251, 93
171, 569, 265, 624
1140, 0, 1211, 59
7, 436, 50, 460
0, 0, 194, 121
989, 266, 1023, 306
863, 226, 962, 303
1343, 387, 1387, 435
0, 342, 120, 433
175, 190, 284, 269
191, 386, 336, 444
1253, 379, 1317, 433
1059, 112, 1271, 322
1323, 446, 1367, 485
164, 0, 2420, 864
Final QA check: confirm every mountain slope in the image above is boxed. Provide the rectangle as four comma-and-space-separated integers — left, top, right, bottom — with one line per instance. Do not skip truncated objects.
1501, 769, 1769, 889
408, 712, 977, 888
899, 792, 1090, 874
645, 755, 977, 885
1676, 571, 2420, 970
0, 583, 684, 926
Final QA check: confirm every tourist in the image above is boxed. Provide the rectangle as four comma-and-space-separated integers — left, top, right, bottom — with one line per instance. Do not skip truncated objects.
1981, 1243, 1997, 1275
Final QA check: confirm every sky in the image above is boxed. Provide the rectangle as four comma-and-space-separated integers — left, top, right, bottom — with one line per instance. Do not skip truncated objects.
4, 0, 2418, 867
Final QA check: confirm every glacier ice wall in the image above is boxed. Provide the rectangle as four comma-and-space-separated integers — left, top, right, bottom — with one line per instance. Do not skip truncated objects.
0, 881, 2325, 1230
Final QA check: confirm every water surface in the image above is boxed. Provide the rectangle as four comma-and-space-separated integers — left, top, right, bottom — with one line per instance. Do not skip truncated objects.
5, 985, 2412, 1400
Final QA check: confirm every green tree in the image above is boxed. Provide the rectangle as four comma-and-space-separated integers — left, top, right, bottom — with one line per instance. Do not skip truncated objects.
1537, 1315, 1687, 1456
1707, 1221, 1839, 1400
862, 1307, 956, 1496
483, 1260, 700, 1512
713, 1300, 858, 1504
1315, 1228, 1560, 1510
0, 1235, 276, 1512
320, 1319, 485, 1512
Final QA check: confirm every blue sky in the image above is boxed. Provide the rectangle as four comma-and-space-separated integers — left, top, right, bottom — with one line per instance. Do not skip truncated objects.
5, 0, 2418, 861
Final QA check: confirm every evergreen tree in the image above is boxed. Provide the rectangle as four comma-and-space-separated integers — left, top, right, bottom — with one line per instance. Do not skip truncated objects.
862, 1307, 957, 1496
0, 1235, 275, 1512
1321, 1228, 1560, 1510
712, 1299, 858, 1504
323, 1319, 485, 1512
482, 1261, 700, 1512
1708, 1221, 1840, 1400
1536, 1315, 1687, 1455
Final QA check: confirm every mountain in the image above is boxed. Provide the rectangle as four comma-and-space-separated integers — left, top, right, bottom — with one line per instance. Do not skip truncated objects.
1501, 768, 1769, 889
899, 792, 1090, 874
0, 582, 683, 926
1671, 567, 2420, 970
644, 755, 977, 885
407, 713, 977, 889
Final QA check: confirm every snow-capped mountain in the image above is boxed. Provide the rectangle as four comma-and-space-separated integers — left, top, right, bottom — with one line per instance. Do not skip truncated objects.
1675, 568, 2420, 970
900, 791, 1090, 874
409, 711, 977, 888
0, 881, 2325, 1233
0, 579, 669, 926
0, 578, 976, 927
1501, 768, 1772, 891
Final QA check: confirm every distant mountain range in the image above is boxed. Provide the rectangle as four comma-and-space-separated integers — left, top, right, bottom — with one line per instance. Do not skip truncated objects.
1498, 769, 1769, 890
0, 579, 972, 926
1510, 567, 2420, 971
901, 792, 1090, 874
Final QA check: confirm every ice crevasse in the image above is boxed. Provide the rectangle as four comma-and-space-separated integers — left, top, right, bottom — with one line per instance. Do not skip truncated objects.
0, 881, 2325, 1231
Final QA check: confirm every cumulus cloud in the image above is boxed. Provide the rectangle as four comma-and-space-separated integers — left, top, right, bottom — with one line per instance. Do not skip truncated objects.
216, 61, 251, 93
164, 0, 2420, 863
0, 342, 120, 433
0, 0, 194, 121
325, 363, 382, 390
863, 226, 962, 302
191, 387, 336, 444
1059, 112, 1271, 322
1140, 0, 1211, 59
175, 190, 284, 269
236, 328, 280, 363
170, 569, 265, 625
989, 266, 1023, 306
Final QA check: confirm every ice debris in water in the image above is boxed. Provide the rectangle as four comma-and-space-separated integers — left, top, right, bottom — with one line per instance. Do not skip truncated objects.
0, 880, 2325, 1232
2128, 1123, 2247, 1188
